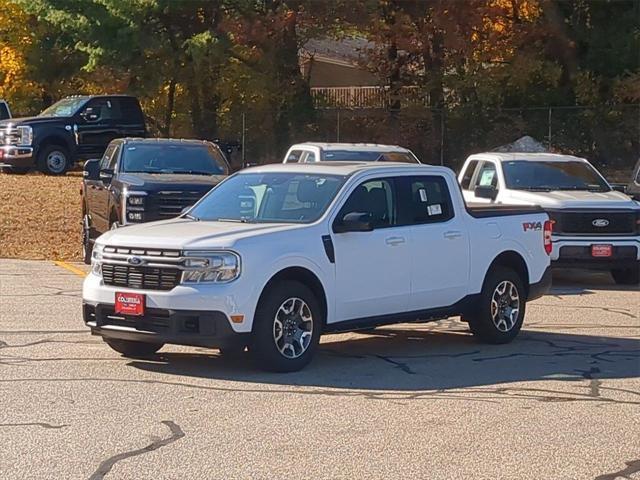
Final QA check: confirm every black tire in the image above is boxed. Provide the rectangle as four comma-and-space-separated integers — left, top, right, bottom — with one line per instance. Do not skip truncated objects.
82, 214, 93, 265
250, 280, 322, 372
611, 265, 640, 285
467, 266, 526, 344
104, 339, 163, 358
37, 144, 70, 175
0, 166, 30, 174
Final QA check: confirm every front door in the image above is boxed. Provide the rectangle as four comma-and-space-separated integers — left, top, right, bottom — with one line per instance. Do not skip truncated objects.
331, 177, 411, 322
75, 98, 119, 158
86, 144, 119, 234
460, 160, 500, 204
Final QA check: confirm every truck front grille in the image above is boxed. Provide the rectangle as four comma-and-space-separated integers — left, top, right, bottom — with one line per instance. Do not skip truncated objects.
550, 210, 637, 235
149, 190, 207, 218
102, 264, 181, 291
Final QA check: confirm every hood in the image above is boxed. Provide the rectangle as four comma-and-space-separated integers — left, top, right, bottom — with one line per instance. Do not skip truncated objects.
117, 172, 226, 190
0, 115, 67, 127
506, 189, 640, 210
96, 217, 303, 250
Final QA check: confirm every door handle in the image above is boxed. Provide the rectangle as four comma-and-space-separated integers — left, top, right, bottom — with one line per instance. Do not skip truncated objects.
444, 231, 463, 240
385, 236, 406, 246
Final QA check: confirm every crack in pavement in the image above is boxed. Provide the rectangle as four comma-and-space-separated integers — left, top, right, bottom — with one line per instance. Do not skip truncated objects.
0, 422, 69, 429
375, 355, 416, 374
88, 420, 185, 480
594, 458, 640, 480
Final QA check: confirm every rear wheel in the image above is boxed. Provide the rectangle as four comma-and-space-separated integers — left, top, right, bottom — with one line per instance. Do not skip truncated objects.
467, 267, 526, 344
104, 339, 163, 358
37, 145, 70, 175
611, 265, 640, 285
250, 280, 322, 372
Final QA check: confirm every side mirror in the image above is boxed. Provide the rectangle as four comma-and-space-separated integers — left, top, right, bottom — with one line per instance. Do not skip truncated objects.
475, 185, 498, 200
83, 159, 101, 181
334, 212, 373, 233
99, 169, 114, 183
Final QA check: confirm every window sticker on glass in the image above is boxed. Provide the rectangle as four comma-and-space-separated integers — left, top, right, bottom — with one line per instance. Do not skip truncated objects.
428, 204, 442, 216
479, 170, 495, 186
419, 188, 428, 202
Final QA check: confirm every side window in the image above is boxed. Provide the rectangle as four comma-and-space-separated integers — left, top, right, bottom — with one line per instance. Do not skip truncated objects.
303, 151, 317, 163
460, 160, 479, 190
635, 164, 640, 184
474, 161, 498, 188
99, 145, 117, 170
286, 150, 304, 163
338, 178, 395, 228
0, 102, 9, 120
117, 97, 143, 124
402, 176, 454, 225
82, 98, 114, 123
107, 145, 121, 170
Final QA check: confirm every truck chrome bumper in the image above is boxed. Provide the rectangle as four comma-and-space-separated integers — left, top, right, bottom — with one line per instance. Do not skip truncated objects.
0, 145, 34, 168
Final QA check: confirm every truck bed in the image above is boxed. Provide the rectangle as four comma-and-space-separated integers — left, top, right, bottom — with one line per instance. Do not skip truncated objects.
466, 203, 545, 218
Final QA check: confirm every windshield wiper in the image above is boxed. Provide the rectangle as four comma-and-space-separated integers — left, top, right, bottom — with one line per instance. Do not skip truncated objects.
214, 217, 253, 223
516, 186, 554, 191
172, 170, 213, 176
183, 213, 199, 221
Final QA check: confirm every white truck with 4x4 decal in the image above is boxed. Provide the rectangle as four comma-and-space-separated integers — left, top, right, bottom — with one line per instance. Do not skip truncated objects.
83, 162, 552, 372
459, 152, 640, 285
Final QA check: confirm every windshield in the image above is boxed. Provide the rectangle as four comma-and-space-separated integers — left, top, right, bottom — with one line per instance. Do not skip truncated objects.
321, 150, 418, 163
121, 143, 228, 175
502, 160, 610, 192
39, 97, 88, 117
189, 172, 345, 223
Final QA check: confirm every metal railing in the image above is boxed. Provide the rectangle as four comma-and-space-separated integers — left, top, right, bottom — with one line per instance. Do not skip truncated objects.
311, 86, 424, 109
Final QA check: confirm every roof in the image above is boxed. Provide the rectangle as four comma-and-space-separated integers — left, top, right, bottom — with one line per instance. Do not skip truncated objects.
244, 161, 438, 176
469, 152, 588, 163
301, 37, 372, 65
290, 142, 411, 153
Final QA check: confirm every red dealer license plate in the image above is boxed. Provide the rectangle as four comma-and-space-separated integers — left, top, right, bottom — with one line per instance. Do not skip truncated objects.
591, 244, 612, 258
115, 292, 145, 316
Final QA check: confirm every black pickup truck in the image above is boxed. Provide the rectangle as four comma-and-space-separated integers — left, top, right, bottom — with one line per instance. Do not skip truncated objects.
81, 138, 229, 263
0, 95, 145, 175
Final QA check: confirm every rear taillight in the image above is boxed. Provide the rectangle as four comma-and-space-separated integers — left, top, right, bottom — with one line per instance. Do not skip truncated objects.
544, 219, 554, 255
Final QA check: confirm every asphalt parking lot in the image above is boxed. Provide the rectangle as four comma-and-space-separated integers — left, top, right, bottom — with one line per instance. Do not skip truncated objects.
0, 259, 638, 480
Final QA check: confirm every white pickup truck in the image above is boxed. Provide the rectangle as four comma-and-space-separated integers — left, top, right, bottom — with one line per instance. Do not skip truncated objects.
459, 152, 640, 285
83, 162, 552, 372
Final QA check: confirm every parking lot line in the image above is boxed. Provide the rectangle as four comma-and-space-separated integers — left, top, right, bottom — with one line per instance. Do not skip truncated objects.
53, 260, 87, 278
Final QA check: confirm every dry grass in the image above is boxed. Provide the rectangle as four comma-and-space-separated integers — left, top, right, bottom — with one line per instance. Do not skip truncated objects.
0, 172, 82, 261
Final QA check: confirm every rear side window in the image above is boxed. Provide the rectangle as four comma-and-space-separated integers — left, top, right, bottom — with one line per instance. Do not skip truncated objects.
460, 160, 479, 189
302, 151, 317, 163
400, 176, 454, 225
116, 97, 144, 124
635, 163, 640, 184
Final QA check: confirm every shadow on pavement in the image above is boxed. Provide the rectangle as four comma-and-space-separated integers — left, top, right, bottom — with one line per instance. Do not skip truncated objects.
550, 268, 640, 295
128, 326, 640, 392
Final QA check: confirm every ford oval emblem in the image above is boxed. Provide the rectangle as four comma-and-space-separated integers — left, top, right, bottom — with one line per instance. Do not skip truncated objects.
592, 219, 610, 227
127, 256, 144, 265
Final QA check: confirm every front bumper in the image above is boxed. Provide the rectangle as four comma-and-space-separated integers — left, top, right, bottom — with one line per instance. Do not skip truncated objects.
0, 145, 34, 168
83, 302, 249, 348
550, 236, 640, 270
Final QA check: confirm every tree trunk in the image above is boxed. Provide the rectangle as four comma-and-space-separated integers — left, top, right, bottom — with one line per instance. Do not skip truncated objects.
164, 76, 176, 136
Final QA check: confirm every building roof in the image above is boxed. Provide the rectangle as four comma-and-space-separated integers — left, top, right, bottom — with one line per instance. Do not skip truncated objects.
301, 37, 372, 66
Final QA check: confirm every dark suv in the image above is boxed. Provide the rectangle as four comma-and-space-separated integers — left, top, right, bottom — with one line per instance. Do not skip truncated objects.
0, 95, 145, 175
81, 138, 229, 262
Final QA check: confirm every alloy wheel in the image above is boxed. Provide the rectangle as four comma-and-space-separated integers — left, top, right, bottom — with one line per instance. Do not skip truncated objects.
490, 280, 520, 332
272, 297, 313, 359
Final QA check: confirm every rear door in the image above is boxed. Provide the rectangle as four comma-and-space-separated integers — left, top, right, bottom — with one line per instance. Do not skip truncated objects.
115, 97, 146, 138
331, 176, 411, 321
401, 175, 470, 309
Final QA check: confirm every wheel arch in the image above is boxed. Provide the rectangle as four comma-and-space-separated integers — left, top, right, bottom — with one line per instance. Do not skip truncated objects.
36, 135, 73, 157
256, 266, 328, 330
486, 250, 530, 297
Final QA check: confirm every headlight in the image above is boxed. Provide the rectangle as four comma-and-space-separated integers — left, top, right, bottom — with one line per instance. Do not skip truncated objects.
91, 244, 104, 275
181, 251, 240, 284
17, 126, 32, 146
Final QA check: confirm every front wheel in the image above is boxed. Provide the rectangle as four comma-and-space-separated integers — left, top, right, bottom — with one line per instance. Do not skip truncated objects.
467, 267, 526, 344
611, 266, 640, 285
104, 339, 163, 358
37, 145, 70, 175
250, 280, 322, 372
